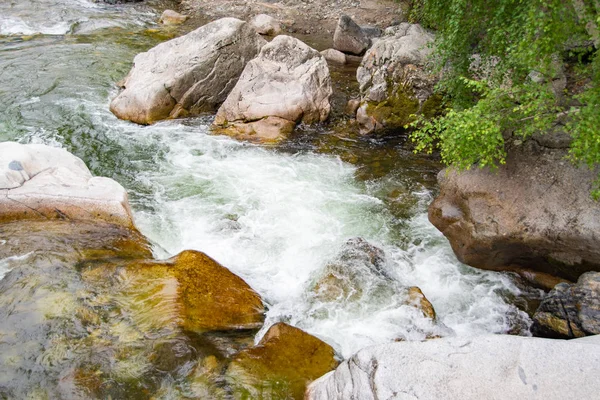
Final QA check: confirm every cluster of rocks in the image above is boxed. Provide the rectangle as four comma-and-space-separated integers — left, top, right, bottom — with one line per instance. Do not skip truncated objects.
106, 10, 600, 398
110, 17, 333, 143
111, 13, 440, 139
0, 142, 339, 398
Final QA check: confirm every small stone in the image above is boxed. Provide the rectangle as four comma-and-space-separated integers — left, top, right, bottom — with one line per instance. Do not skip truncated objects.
345, 98, 360, 116
159, 9, 187, 25
320, 48, 347, 64
407, 287, 436, 320
249, 14, 282, 36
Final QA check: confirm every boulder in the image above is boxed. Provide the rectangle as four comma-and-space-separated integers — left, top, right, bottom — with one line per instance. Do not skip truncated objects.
333, 15, 370, 56
321, 48, 347, 64
213, 35, 332, 143
428, 145, 600, 282
110, 18, 266, 124
306, 335, 600, 400
226, 323, 339, 399
249, 14, 282, 36
532, 272, 600, 338
83, 250, 265, 333
0, 142, 136, 229
159, 9, 188, 25
311, 238, 390, 303
356, 23, 437, 134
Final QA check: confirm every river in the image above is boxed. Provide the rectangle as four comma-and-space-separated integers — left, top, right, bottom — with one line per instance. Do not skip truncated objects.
0, 0, 540, 396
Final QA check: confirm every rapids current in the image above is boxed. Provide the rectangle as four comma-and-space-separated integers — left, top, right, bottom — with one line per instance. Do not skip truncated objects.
0, 0, 541, 392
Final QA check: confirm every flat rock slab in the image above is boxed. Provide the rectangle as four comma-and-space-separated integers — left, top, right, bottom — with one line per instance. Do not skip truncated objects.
0, 142, 135, 229
110, 17, 266, 124
307, 334, 600, 400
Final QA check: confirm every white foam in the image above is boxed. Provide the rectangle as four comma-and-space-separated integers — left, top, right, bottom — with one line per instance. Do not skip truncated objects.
129, 121, 532, 357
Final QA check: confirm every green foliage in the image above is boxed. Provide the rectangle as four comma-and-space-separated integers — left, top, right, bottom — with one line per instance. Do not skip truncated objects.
408, 0, 600, 197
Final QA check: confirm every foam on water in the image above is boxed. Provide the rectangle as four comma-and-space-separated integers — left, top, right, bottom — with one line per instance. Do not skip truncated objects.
126, 120, 532, 357
0, 0, 535, 359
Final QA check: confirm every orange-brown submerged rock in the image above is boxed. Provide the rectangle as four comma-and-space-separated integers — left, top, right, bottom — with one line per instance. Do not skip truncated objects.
225, 322, 339, 399
407, 287, 436, 320
0, 220, 152, 261
83, 250, 265, 333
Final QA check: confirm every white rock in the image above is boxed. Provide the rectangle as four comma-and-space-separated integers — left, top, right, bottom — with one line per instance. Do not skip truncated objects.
159, 9, 188, 25
321, 48, 347, 64
110, 18, 266, 125
0, 142, 135, 229
307, 334, 600, 400
214, 35, 332, 143
249, 14, 282, 36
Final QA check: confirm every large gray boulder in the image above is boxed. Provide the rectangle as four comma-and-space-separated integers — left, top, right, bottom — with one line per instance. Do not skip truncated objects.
355, 23, 437, 134
533, 272, 600, 338
213, 35, 332, 143
110, 18, 266, 125
429, 144, 600, 282
333, 15, 370, 56
306, 335, 600, 400
0, 141, 136, 229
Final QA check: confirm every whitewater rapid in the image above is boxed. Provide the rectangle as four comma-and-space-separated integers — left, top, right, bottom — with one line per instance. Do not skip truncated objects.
0, 0, 536, 359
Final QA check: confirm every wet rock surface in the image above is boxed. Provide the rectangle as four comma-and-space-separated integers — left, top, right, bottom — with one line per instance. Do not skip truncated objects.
429, 144, 600, 282
213, 35, 332, 143
307, 335, 600, 400
532, 272, 600, 338
87, 250, 266, 333
356, 23, 437, 133
110, 18, 266, 124
225, 322, 339, 399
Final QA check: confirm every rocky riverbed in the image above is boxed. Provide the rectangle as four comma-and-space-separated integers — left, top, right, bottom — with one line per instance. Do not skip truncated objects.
1, 0, 599, 398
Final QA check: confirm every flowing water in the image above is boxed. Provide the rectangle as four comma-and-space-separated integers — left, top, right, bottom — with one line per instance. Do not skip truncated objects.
0, 0, 542, 397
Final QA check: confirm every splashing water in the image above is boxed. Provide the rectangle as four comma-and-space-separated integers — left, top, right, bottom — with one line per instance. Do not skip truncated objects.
0, 0, 538, 363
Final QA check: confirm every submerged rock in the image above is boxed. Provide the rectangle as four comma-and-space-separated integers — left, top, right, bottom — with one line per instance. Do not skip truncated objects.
226, 323, 339, 399
333, 15, 370, 56
356, 23, 437, 133
306, 335, 600, 400
110, 18, 266, 124
429, 145, 600, 282
159, 9, 188, 25
532, 272, 600, 338
0, 142, 136, 230
213, 35, 332, 143
249, 14, 282, 36
85, 250, 265, 333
